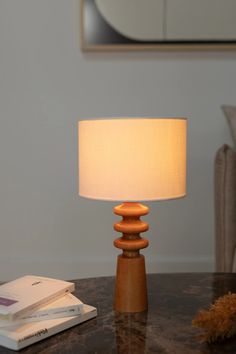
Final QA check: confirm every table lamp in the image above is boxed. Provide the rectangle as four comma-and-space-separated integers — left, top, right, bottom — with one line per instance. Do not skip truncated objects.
78, 118, 187, 313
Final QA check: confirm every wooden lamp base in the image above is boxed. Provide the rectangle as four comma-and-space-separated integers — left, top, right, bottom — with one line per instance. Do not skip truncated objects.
113, 202, 149, 313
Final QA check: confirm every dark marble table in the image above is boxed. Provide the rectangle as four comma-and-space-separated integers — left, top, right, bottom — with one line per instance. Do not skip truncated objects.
1, 273, 236, 353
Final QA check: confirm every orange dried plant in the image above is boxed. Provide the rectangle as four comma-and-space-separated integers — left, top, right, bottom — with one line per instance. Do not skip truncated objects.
192, 292, 236, 343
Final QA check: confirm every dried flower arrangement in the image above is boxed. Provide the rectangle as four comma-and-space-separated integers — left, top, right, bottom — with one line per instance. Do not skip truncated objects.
192, 293, 236, 343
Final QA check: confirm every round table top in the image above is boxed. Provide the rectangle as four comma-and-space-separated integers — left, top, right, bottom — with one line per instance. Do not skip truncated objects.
1, 273, 236, 354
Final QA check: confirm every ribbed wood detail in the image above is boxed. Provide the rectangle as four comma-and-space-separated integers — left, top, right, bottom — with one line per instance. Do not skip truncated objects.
113, 202, 149, 312
114, 203, 149, 255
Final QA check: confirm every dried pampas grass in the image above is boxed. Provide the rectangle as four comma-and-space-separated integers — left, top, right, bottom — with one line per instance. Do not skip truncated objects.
192, 293, 236, 343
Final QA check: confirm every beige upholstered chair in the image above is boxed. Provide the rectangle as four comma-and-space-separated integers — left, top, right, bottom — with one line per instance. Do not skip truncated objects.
215, 106, 236, 272
215, 144, 236, 272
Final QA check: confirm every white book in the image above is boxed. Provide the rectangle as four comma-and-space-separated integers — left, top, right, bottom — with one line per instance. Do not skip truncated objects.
0, 304, 97, 351
0, 294, 83, 327
0, 275, 74, 321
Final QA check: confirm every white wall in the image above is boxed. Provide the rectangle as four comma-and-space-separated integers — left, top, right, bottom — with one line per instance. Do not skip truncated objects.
0, 0, 235, 281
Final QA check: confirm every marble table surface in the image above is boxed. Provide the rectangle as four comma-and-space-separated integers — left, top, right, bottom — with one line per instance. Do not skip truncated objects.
1, 273, 236, 353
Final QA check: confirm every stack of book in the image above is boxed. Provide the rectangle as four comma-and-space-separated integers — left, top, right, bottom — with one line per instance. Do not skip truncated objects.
0, 275, 97, 351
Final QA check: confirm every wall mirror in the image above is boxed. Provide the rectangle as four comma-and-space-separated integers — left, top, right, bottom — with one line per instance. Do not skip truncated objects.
81, 0, 236, 51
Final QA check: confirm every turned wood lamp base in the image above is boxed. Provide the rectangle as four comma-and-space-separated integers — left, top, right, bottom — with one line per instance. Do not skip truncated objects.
113, 202, 149, 313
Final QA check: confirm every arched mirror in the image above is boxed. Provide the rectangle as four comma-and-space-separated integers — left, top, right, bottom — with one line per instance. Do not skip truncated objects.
81, 0, 236, 51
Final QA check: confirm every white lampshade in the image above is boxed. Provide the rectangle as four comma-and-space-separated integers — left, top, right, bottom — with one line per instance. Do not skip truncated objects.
78, 118, 187, 201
